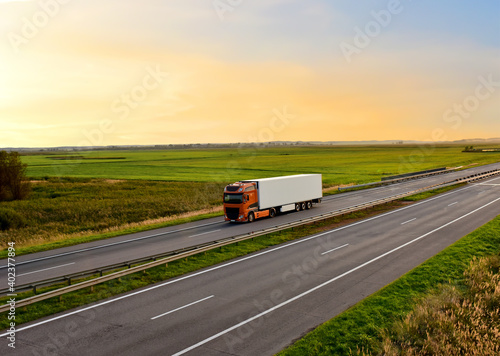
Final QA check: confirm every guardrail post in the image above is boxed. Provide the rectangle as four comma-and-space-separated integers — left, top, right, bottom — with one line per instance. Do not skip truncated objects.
32, 285, 36, 294
68, 277, 72, 286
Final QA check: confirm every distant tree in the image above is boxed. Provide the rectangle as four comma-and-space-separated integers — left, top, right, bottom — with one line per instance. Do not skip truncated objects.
0, 151, 31, 201
0, 151, 6, 199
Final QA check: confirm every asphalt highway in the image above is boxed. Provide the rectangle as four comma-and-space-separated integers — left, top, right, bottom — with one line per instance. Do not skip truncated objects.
1, 162, 499, 288
1, 174, 499, 355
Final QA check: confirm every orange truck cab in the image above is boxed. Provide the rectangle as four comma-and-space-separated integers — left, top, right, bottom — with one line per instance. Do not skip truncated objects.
223, 174, 323, 223
223, 182, 271, 222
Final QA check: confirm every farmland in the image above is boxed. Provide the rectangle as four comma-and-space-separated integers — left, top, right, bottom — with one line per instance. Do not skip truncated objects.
21, 144, 500, 185
1, 144, 499, 250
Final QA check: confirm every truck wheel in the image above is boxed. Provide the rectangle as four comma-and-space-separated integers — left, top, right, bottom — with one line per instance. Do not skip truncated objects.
269, 208, 276, 218
294, 203, 301, 212
248, 212, 255, 223
306, 201, 312, 209
300, 202, 306, 210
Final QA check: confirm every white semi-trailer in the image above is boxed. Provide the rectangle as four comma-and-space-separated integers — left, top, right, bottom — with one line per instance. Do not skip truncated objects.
223, 174, 322, 222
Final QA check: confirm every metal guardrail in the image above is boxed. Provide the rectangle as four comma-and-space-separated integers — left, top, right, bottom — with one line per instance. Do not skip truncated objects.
1, 168, 499, 312
381, 167, 447, 181
338, 167, 458, 192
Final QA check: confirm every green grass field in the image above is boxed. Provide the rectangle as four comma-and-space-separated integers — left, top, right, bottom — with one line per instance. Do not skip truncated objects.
22, 145, 500, 186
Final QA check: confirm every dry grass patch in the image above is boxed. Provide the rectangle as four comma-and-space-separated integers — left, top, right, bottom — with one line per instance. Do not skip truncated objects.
381, 254, 500, 356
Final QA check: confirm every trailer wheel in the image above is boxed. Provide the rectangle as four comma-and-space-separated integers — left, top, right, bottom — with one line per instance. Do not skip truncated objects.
269, 208, 276, 218
300, 202, 306, 210
248, 212, 255, 223
306, 201, 312, 209
294, 203, 301, 212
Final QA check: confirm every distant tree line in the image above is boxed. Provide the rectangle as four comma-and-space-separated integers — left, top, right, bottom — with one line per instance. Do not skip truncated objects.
463, 146, 500, 153
0, 151, 31, 201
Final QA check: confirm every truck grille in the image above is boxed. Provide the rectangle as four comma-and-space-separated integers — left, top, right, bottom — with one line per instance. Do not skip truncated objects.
225, 207, 240, 220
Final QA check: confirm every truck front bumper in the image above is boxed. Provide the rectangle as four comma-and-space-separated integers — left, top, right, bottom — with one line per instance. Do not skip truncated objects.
224, 214, 246, 222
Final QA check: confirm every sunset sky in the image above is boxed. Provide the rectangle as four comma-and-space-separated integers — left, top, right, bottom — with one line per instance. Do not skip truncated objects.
1, 0, 499, 147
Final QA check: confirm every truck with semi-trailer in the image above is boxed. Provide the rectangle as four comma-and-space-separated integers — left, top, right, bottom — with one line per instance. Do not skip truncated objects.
223, 174, 322, 222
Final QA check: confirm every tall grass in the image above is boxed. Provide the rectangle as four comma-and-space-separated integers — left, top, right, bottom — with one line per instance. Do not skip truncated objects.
0, 178, 226, 248
381, 254, 500, 355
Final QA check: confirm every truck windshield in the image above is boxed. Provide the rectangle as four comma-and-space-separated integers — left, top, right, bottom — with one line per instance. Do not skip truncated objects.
224, 193, 243, 204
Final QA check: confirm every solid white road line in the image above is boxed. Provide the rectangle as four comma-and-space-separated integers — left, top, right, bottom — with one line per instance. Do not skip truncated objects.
401, 218, 416, 225
448, 202, 458, 207
189, 230, 221, 238
321, 244, 349, 255
0, 183, 486, 338
172, 196, 500, 356
17, 263, 76, 277
151, 295, 214, 320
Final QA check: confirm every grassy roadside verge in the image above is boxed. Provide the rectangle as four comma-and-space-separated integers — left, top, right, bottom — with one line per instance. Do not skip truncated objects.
277, 215, 500, 356
381, 253, 499, 355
